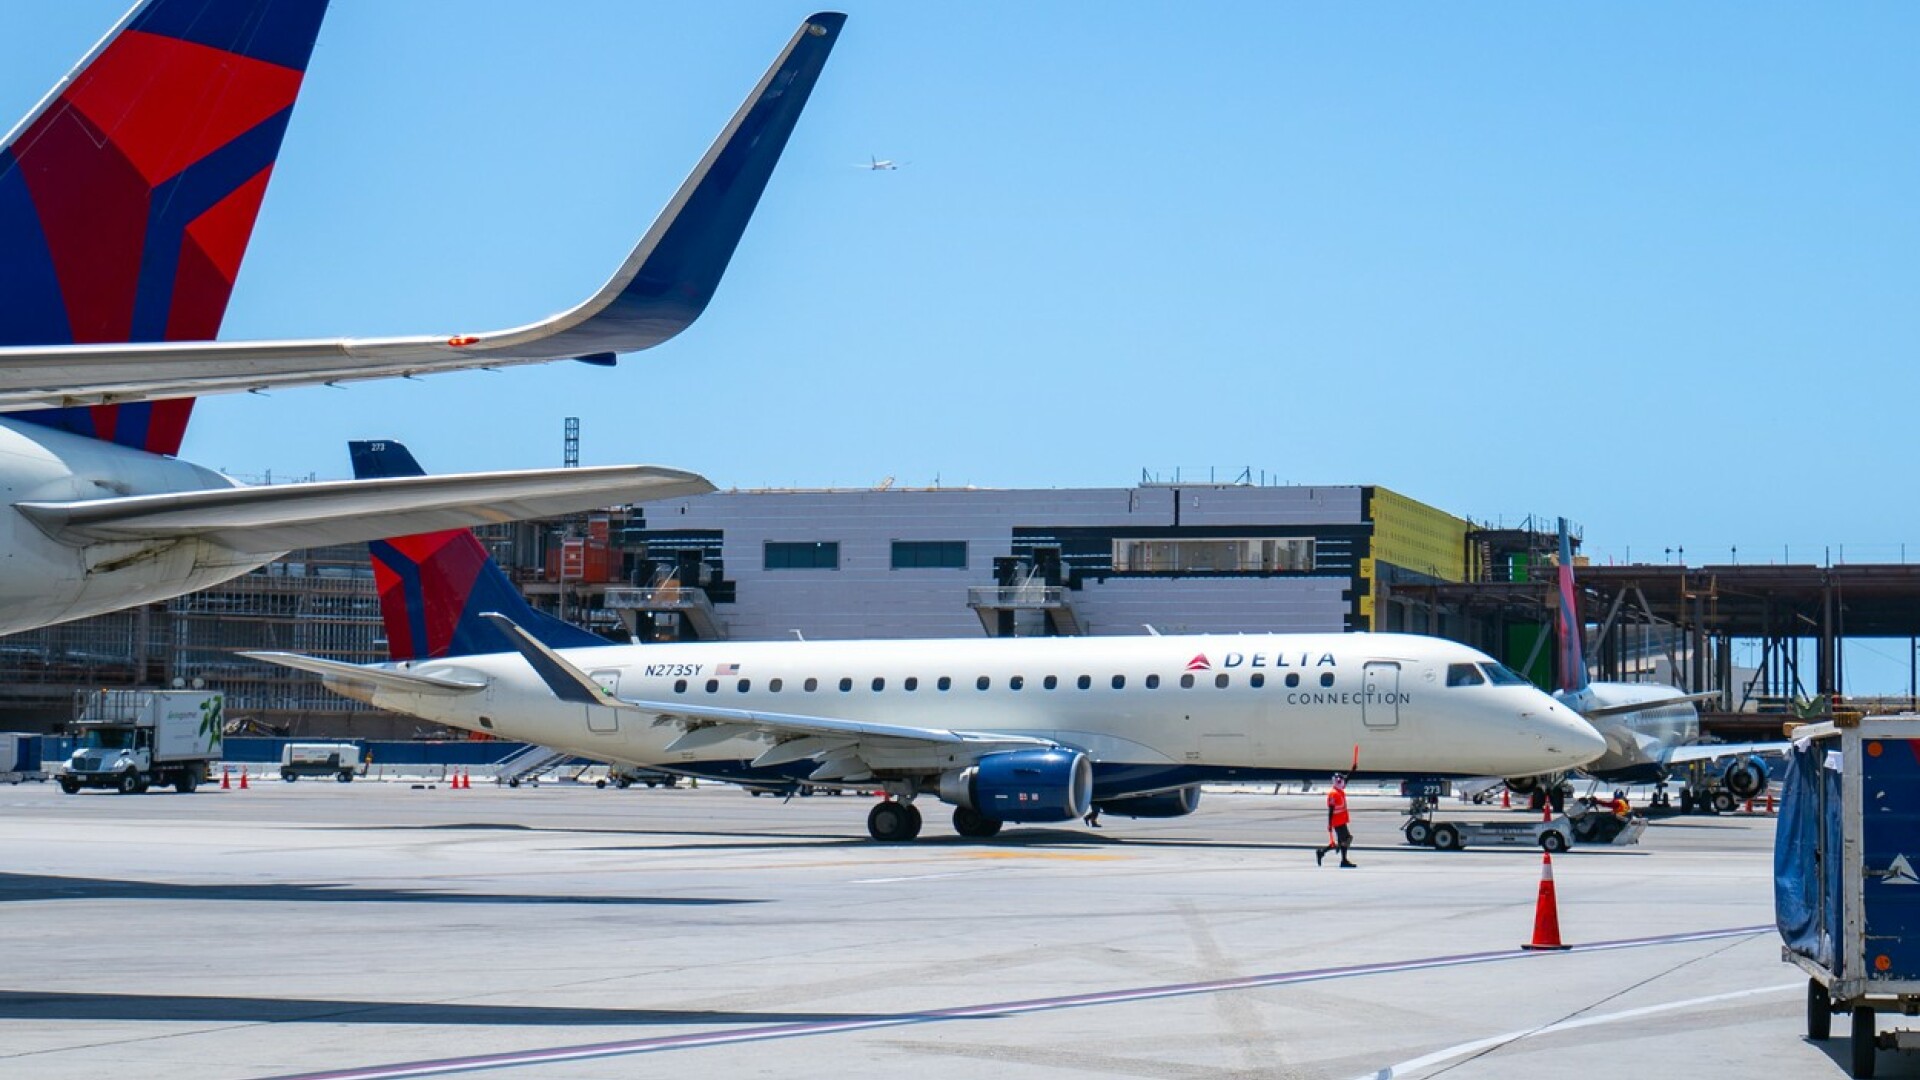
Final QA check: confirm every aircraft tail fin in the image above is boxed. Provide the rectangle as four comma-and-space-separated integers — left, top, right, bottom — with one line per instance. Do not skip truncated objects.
2, 0, 330, 455
349, 440, 609, 661
1554, 518, 1590, 695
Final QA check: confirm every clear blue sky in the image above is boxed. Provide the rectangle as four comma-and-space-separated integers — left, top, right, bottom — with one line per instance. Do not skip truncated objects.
5, 2, 1918, 574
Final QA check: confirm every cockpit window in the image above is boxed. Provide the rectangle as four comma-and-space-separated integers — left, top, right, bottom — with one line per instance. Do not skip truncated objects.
1446, 663, 1485, 687
1479, 662, 1531, 686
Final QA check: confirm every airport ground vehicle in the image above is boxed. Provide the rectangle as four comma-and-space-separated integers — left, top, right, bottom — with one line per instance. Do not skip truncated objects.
1403, 803, 1577, 853
57, 691, 221, 794
280, 743, 364, 782
597, 764, 680, 789
1777, 714, 1920, 1078
0, 733, 45, 783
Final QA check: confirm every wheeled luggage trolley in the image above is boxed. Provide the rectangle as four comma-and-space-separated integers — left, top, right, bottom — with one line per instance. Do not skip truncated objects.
1776, 714, 1920, 1078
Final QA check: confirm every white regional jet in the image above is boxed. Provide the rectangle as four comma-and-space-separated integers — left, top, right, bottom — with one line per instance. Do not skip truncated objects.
0, 3, 842, 634
250, 443, 1608, 842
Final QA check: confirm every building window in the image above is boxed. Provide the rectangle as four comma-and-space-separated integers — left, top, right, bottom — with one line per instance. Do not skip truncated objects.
890, 540, 967, 569
765, 541, 839, 570
1111, 537, 1315, 573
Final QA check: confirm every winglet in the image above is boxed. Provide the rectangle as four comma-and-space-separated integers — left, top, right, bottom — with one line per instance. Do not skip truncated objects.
1554, 518, 1589, 694
470, 12, 847, 360
480, 612, 627, 707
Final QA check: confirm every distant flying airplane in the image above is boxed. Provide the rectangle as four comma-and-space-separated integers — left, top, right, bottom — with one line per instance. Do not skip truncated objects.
250, 443, 1607, 843
1510, 519, 1778, 807
856, 155, 902, 170
0, 3, 841, 634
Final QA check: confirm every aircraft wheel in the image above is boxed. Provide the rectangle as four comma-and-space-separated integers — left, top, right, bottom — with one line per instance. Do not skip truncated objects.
1431, 823, 1463, 851
867, 800, 920, 842
1808, 979, 1831, 1041
1404, 820, 1433, 846
1852, 1006, 1876, 1078
952, 806, 1003, 838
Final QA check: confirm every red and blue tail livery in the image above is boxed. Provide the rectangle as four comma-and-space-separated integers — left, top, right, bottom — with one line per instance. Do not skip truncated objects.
1554, 518, 1588, 695
1, 0, 328, 455
349, 440, 607, 662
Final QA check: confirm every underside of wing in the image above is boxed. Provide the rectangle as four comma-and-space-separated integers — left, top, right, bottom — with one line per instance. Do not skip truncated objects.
1663, 741, 1789, 766
17, 464, 711, 553
0, 14, 845, 412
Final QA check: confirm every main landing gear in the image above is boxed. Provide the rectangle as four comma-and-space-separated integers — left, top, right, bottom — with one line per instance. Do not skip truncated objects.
867, 799, 923, 842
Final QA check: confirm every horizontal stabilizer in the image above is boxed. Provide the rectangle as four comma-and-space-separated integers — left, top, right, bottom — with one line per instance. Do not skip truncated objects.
18, 464, 712, 553
242, 652, 486, 696
0, 13, 845, 412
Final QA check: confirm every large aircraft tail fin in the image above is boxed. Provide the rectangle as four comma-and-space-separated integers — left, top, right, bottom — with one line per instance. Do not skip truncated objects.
349, 440, 608, 661
2, 0, 329, 455
1554, 518, 1590, 695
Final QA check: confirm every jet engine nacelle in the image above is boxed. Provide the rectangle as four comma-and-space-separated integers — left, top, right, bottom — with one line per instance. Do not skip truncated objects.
938, 748, 1092, 823
1093, 785, 1202, 819
1504, 774, 1545, 795
1721, 755, 1770, 799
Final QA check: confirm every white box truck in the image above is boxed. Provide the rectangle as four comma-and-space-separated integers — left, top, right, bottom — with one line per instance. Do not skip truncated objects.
58, 690, 223, 794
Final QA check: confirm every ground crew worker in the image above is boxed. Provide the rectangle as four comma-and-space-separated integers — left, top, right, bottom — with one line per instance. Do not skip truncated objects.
1315, 773, 1357, 868
1610, 790, 1631, 820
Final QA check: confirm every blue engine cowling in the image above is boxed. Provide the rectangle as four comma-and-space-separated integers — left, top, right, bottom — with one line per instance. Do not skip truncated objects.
1093, 785, 1201, 819
1721, 755, 1771, 799
938, 749, 1092, 823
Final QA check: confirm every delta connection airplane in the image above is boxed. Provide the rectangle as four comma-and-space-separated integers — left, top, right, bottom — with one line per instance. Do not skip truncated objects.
0, 1, 842, 634
249, 442, 1609, 843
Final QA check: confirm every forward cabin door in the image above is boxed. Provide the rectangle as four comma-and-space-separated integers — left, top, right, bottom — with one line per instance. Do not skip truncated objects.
1362, 661, 1400, 729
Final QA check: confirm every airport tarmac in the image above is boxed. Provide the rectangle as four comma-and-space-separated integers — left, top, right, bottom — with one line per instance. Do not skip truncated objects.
0, 781, 1897, 1079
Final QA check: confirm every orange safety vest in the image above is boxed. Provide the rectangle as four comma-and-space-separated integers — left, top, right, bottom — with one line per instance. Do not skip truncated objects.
1327, 786, 1350, 829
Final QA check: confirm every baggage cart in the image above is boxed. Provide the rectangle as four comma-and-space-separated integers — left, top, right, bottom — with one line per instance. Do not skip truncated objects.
1776, 714, 1920, 1078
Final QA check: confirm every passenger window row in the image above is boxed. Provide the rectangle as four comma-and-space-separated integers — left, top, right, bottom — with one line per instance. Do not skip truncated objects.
669, 671, 1339, 694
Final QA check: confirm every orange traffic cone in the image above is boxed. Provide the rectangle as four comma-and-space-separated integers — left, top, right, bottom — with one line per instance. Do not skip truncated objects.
1501, 787, 1510, 809
239, 768, 249, 790
220, 767, 230, 790
1523, 850, 1570, 950
460, 769, 470, 789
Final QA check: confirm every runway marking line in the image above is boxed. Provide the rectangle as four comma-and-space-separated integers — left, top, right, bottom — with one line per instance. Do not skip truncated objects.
260, 924, 1772, 1080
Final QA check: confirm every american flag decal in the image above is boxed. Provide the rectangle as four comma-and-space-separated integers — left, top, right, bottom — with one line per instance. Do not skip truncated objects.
718, 663, 740, 675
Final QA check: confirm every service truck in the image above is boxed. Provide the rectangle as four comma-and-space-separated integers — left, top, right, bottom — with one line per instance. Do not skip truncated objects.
57, 690, 223, 794
280, 742, 364, 782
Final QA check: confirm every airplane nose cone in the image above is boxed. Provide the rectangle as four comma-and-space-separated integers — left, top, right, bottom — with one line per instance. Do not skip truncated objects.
1541, 698, 1606, 767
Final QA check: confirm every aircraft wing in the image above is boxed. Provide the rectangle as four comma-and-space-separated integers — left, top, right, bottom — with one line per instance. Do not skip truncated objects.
1578, 689, 1724, 719
1663, 741, 1790, 766
480, 613, 1058, 780
17, 464, 712, 553
240, 653, 486, 697
0, 13, 845, 412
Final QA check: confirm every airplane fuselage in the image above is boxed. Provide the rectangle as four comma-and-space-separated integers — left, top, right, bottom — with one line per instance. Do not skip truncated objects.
0, 420, 269, 634
1556, 681, 1700, 780
325, 632, 1604, 791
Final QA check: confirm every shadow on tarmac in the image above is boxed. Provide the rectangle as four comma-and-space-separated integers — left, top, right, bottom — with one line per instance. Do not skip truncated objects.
0, 873, 760, 906
0, 990, 891, 1026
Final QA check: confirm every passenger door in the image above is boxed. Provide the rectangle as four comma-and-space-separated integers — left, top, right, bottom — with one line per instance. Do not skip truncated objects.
1362, 661, 1400, 730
